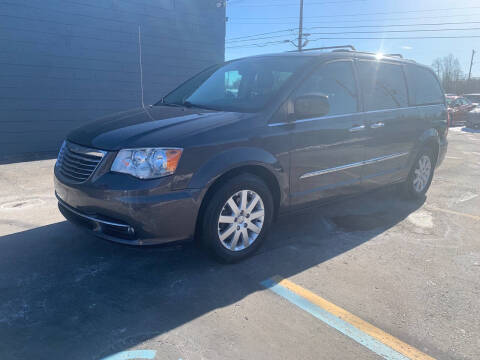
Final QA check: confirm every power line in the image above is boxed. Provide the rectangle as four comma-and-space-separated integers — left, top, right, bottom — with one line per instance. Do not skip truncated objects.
306, 20, 480, 30
227, 26, 480, 44
230, 5, 480, 17
227, 40, 291, 49
229, 12, 480, 25
226, 20, 480, 42
229, 0, 365, 7
307, 35, 480, 43
227, 28, 298, 41
226, 35, 480, 49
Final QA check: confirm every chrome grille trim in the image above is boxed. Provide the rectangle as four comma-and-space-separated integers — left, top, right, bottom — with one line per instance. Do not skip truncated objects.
57, 141, 106, 183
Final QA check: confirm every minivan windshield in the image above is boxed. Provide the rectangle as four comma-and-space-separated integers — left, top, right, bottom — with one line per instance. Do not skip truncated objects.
160, 56, 312, 112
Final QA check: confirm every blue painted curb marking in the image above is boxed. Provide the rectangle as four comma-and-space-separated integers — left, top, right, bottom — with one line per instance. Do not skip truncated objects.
100, 349, 157, 360
261, 278, 410, 360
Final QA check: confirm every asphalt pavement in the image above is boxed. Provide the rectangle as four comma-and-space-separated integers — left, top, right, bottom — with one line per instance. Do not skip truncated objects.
0, 127, 479, 360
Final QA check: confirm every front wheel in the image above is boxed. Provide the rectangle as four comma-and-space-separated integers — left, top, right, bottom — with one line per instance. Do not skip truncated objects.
402, 147, 435, 199
201, 173, 274, 263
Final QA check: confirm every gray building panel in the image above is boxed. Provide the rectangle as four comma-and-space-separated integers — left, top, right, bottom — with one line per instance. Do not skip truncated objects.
0, 0, 225, 158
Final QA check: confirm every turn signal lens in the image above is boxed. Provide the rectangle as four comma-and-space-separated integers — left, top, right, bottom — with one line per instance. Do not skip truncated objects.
165, 149, 182, 173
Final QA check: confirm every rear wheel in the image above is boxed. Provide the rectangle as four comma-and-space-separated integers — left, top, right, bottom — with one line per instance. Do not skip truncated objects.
402, 147, 435, 199
201, 173, 274, 263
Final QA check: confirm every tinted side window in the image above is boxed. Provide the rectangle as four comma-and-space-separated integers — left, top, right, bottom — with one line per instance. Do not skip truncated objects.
405, 65, 444, 106
296, 61, 358, 116
357, 61, 408, 111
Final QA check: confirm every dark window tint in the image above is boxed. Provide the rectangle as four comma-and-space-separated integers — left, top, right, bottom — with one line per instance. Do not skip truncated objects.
296, 61, 358, 116
405, 65, 444, 106
357, 61, 408, 111
465, 94, 480, 103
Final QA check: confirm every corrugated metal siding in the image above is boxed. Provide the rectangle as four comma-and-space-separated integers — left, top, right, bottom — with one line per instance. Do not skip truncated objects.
0, 0, 225, 157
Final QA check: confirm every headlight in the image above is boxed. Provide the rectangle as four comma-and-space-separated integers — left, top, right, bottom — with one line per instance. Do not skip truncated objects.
111, 148, 183, 179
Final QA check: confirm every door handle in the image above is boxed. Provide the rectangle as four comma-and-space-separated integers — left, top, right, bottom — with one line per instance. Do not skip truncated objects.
370, 122, 385, 129
349, 125, 366, 132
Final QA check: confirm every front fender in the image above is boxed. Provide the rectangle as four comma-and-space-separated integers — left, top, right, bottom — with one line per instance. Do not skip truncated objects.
188, 146, 288, 204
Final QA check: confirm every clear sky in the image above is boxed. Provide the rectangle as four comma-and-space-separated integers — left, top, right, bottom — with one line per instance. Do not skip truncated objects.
225, 0, 479, 77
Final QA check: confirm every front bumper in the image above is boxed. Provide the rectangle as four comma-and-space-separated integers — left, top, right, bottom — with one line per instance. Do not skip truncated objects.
54, 170, 203, 246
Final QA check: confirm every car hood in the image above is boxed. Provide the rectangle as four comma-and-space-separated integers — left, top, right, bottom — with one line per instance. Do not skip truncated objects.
67, 106, 249, 150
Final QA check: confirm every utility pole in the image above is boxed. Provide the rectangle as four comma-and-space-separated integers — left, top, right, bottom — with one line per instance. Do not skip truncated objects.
297, 0, 304, 51
468, 49, 475, 80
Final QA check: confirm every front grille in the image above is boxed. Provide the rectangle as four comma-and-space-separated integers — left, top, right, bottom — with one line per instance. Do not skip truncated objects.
57, 141, 106, 183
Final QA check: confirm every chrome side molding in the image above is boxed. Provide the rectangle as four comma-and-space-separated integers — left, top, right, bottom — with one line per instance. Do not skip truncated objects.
299, 152, 409, 180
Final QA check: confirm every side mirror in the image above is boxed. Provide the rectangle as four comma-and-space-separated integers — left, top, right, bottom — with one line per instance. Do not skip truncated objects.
294, 94, 330, 119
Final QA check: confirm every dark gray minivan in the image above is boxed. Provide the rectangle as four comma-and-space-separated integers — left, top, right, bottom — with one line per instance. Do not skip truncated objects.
54, 48, 448, 262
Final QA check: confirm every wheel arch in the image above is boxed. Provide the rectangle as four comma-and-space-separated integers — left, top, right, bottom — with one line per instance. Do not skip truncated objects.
191, 148, 286, 240
410, 128, 441, 168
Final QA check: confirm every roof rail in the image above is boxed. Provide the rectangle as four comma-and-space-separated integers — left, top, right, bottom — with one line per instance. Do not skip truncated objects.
289, 45, 356, 52
384, 53, 403, 58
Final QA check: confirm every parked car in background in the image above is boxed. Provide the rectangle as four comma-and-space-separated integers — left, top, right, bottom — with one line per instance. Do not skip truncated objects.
54, 48, 448, 262
464, 93, 480, 107
466, 106, 480, 129
446, 95, 476, 126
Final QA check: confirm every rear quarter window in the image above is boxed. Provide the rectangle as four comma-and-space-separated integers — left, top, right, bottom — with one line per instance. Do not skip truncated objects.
405, 65, 444, 106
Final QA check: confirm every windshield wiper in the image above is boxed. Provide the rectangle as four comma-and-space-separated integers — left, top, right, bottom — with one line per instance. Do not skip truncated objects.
183, 100, 215, 110
158, 100, 183, 107
156, 99, 215, 110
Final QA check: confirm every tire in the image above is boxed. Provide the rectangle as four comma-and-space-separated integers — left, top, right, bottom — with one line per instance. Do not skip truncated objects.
402, 147, 436, 199
201, 173, 274, 263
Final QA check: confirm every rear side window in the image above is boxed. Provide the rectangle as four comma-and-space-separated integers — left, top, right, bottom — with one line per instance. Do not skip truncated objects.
405, 65, 444, 106
357, 61, 408, 111
465, 95, 480, 103
295, 61, 358, 116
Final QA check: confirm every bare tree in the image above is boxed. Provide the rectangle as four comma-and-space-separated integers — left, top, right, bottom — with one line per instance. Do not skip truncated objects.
431, 54, 464, 93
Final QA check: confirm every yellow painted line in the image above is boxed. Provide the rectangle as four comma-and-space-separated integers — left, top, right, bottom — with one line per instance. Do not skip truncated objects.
426, 206, 480, 221
270, 276, 435, 360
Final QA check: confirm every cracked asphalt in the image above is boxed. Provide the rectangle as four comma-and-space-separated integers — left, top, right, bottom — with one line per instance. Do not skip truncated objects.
0, 127, 479, 360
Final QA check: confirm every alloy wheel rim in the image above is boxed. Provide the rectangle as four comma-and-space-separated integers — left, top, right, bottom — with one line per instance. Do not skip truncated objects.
217, 190, 265, 251
412, 155, 432, 193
